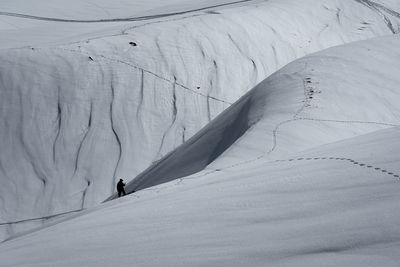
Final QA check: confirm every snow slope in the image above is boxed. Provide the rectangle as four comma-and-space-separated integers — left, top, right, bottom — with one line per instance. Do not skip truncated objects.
112, 34, 400, 198
0, 0, 259, 48
0, 0, 256, 20
1, 39, 400, 264
1, 33, 399, 267
1, 0, 400, 240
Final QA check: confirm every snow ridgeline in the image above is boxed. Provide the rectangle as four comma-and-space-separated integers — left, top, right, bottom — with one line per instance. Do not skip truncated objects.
109, 33, 400, 199
0, 34, 400, 266
1, 0, 400, 240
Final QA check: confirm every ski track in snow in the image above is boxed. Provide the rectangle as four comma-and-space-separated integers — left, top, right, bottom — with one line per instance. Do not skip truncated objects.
3, 12, 211, 51
0, 0, 259, 23
354, 0, 400, 33
355, 0, 400, 19
4, 0, 398, 52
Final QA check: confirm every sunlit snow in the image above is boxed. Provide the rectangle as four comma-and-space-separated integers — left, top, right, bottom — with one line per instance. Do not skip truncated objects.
0, 0, 399, 266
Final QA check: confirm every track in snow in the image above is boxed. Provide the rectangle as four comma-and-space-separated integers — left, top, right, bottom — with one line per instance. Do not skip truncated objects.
1, 154, 398, 228
171, 70, 400, 185
32, 46, 233, 105
275, 156, 400, 180
0, 209, 83, 227
0, 0, 258, 23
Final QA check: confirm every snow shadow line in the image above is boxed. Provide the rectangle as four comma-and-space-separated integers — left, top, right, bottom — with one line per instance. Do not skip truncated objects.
116, 71, 400, 195
123, 72, 400, 193
0, 0, 256, 23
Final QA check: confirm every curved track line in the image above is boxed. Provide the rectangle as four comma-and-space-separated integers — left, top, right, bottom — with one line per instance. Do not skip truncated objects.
2, 153, 399, 226
297, 117, 399, 127
0, 0, 258, 23
354, 0, 400, 19
51, 47, 233, 105
353, 0, 400, 33
189, 118, 399, 181
177, 154, 400, 190
276, 156, 400, 179
112, 69, 400, 196
172, 68, 400, 184
0, 209, 83, 226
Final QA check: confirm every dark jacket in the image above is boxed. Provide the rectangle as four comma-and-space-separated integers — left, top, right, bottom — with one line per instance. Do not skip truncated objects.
117, 181, 125, 192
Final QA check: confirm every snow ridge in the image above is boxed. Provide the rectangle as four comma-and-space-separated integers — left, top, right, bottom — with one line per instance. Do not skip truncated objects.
102, 34, 400, 202
1, 0, 400, 241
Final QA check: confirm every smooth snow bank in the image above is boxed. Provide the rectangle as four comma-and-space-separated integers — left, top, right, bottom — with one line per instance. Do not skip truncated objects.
1, 0, 400, 239
0, 0, 256, 20
1, 125, 399, 267
116, 34, 400, 198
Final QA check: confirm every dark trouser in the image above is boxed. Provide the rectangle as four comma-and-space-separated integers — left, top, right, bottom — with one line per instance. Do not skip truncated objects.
118, 189, 126, 197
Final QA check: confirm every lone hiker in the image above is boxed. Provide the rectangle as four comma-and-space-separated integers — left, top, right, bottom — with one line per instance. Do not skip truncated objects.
117, 179, 126, 197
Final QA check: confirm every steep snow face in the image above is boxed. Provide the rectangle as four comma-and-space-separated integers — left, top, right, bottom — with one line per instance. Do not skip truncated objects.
1, 0, 400, 239
116, 34, 400, 197
1, 118, 399, 266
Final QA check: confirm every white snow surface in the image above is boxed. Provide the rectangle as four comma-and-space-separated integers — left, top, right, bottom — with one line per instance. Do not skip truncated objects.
2, 0, 400, 240
112, 33, 400, 198
0, 0, 255, 20
0, 0, 261, 48
0, 32, 399, 266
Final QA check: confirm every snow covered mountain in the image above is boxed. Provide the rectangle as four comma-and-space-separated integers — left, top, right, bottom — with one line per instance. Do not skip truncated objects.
111, 33, 400, 198
0, 0, 399, 261
1, 33, 399, 266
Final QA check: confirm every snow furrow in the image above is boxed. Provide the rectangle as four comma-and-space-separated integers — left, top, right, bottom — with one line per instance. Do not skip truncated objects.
156, 78, 179, 158
354, 0, 400, 33
73, 103, 92, 175
110, 81, 122, 194
0, 0, 258, 23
